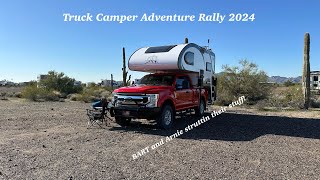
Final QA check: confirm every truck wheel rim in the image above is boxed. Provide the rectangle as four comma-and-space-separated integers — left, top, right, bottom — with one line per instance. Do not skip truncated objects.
164, 110, 172, 126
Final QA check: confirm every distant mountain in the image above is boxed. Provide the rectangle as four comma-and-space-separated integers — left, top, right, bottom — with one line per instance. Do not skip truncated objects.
216, 72, 302, 84
268, 76, 302, 84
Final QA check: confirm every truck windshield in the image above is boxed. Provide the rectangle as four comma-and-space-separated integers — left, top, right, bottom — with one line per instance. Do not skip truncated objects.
140, 74, 174, 86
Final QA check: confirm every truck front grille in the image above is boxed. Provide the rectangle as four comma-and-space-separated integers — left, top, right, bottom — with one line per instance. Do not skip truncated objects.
114, 93, 149, 107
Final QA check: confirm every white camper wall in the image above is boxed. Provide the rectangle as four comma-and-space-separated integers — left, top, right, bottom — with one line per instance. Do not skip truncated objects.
128, 45, 186, 72
203, 53, 212, 86
179, 46, 205, 72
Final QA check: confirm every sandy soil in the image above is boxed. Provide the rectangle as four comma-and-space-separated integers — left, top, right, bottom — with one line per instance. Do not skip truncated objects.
1, 99, 320, 179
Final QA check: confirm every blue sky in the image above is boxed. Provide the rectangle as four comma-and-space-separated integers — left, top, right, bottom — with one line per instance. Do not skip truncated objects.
0, 0, 319, 83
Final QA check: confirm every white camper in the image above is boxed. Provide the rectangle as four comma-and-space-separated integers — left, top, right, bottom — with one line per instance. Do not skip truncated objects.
128, 43, 216, 102
311, 71, 320, 91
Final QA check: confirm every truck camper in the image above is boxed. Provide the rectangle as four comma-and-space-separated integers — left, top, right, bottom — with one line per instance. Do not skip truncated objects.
111, 42, 217, 129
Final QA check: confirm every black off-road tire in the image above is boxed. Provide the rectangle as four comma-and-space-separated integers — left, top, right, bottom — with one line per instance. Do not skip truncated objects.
115, 116, 132, 126
195, 99, 205, 116
156, 104, 175, 129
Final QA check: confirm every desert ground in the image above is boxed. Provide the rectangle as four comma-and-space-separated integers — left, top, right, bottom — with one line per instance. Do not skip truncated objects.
0, 99, 320, 180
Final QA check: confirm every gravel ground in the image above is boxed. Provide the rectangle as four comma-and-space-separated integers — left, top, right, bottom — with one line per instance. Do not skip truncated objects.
0, 87, 23, 93
0, 99, 320, 179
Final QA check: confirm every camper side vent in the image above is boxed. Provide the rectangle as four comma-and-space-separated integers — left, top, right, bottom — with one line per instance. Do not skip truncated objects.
145, 45, 177, 53
184, 52, 194, 65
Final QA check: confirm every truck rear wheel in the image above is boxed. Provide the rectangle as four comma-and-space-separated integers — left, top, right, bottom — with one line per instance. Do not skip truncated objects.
157, 104, 174, 129
195, 99, 205, 116
115, 116, 131, 126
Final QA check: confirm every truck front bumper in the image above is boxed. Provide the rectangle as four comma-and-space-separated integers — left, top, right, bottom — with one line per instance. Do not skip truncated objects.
112, 106, 161, 119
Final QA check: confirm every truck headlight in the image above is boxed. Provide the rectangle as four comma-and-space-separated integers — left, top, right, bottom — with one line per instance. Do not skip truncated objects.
111, 92, 118, 104
146, 94, 159, 107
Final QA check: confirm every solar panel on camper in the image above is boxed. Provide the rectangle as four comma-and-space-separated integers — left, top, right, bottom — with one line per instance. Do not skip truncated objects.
145, 45, 177, 53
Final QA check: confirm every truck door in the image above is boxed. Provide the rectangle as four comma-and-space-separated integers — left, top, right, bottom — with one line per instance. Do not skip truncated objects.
174, 76, 193, 110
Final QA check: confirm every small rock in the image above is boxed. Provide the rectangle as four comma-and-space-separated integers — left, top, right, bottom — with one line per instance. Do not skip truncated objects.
8, 159, 12, 162
0, 171, 2, 175
68, 176, 73, 180
51, 108, 54, 111
43, 130, 47, 132
42, 145, 46, 148
69, 148, 73, 150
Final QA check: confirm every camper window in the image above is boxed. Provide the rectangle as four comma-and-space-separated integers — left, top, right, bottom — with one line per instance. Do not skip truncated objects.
314, 76, 319, 81
145, 45, 177, 53
184, 52, 194, 65
206, 62, 212, 72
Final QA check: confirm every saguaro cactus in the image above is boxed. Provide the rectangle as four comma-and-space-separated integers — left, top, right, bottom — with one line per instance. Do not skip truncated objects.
111, 74, 113, 90
122, 47, 128, 86
302, 33, 311, 109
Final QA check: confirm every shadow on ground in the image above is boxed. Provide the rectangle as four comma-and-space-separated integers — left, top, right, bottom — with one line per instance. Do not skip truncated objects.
109, 112, 320, 141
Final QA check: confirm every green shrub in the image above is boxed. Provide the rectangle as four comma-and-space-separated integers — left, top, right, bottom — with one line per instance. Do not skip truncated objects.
22, 85, 60, 101
22, 85, 42, 101
39, 71, 82, 94
215, 60, 270, 105
284, 80, 295, 87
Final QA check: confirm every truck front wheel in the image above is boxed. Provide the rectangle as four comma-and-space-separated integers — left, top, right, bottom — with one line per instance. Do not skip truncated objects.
156, 104, 174, 129
115, 116, 132, 126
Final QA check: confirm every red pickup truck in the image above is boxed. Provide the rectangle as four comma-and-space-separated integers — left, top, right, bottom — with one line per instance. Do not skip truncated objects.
111, 42, 216, 129
111, 73, 208, 129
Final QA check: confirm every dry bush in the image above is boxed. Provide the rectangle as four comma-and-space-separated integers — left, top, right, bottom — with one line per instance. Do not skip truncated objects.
257, 85, 304, 110
311, 96, 320, 108
0, 92, 8, 100
68, 87, 112, 103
